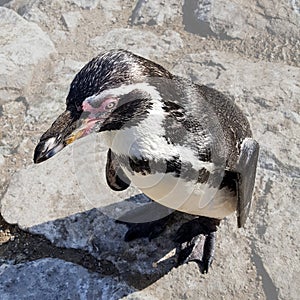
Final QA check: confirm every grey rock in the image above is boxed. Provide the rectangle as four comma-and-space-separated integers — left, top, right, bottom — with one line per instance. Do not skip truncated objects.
0, 7, 56, 103
0, 154, 5, 167
0, 0, 11, 6
130, 0, 182, 26
291, 0, 300, 15
251, 167, 300, 300
3, 0, 42, 20
69, 0, 100, 9
61, 11, 83, 31
123, 250, 260, 299
183, 0, 300, 39
69, 0, 122, 14
26, 59, 85, 126
7, 1, 66, 27
98, 0, 122, 19
90, 28, 183, 60
21, 5, 49, 24
0, 258, 134, 299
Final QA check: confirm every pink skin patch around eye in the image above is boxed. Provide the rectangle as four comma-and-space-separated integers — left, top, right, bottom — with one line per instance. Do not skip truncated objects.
80, 97, 119, 134
82, 97, 118, 116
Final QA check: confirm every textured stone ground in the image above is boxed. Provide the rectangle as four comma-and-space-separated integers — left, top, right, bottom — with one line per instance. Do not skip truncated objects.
0, 0, 299, 299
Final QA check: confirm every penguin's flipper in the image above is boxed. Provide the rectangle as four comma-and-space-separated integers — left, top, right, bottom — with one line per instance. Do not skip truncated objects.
236, 138, 259, 228
106, 148, 131, 191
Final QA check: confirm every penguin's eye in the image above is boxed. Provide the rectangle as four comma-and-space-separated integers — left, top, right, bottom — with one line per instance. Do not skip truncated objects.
105, 101, 117, 110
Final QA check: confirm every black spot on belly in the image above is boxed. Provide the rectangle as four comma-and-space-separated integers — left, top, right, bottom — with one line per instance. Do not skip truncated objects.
129, 157, 151, 175
166, 156, 182, 177
196, 168, 235, 190
197, 168, 210, 184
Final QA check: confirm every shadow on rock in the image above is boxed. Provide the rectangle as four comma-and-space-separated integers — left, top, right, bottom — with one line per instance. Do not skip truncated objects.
29, 194, 191, 291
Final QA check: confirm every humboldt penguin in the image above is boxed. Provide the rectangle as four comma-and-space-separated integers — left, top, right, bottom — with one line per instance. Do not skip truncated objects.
34, 49, 259, 273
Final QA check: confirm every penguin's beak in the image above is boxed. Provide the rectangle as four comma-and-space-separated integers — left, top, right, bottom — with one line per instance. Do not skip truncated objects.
33, 136, 65, 163
33, 109, 102, 164
34, 95, 118, 163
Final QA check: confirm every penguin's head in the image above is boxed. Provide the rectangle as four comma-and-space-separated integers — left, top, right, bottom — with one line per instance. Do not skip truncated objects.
34, 50, 172, 163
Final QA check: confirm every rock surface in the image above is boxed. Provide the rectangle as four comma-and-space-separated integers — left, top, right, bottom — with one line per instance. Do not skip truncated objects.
129, 0, 182, 26
61, 11, 83, 31
0, 1, 299, 299
0, 7, 56, 103
0, 258, 134, 299
90, 28, 184, 60
183, 0, 300, 40
69, 0, 100, 10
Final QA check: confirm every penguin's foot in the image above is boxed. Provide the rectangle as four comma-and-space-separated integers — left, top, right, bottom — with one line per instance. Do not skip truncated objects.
116, 201, 174, 241
174, 217, 220, 273
117, 215, 172, 241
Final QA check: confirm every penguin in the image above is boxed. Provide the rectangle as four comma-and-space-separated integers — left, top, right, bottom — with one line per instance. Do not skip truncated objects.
33, 49, 259, 273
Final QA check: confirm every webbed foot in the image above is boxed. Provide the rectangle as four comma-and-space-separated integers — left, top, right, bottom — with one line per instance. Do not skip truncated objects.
174, 217, 220, 273
116, 201, 174, 241
118, 215, 171, 241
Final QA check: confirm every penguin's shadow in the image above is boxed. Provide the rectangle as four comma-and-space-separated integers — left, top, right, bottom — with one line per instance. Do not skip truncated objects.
30, 193, 192, 291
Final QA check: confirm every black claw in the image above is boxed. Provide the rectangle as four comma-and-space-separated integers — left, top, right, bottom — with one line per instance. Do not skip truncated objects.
175, 217, 220, 274
177, 241, 197, 266
202, 232, 216, 272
